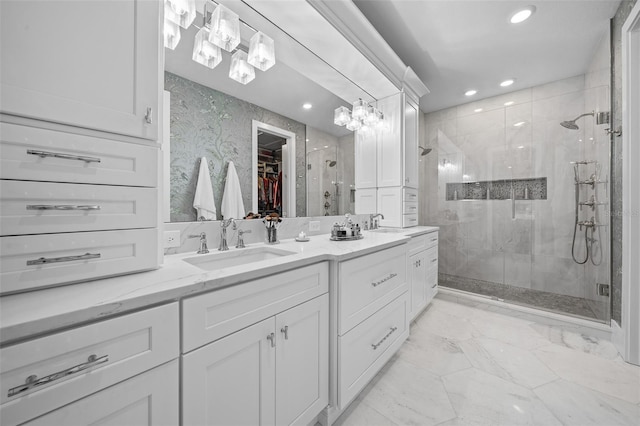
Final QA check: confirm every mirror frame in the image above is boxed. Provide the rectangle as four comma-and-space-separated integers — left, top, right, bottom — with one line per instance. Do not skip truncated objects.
252, 120, 297, 217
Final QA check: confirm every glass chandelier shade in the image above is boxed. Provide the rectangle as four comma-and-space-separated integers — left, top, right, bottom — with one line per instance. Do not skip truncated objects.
229, 50, 255, 84
352, 99, 367, 120
192, 26, 222, 69
164, 0, 196, 29
334, 106, 351, 126
364, 105, 381, 126
247, 32, 276, 71
208, 4, 241, 52
346, 117, 363, 131
163, 19, 181, 50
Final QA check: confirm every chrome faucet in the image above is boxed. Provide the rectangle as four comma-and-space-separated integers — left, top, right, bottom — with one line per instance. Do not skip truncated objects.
232, 221, 252, 248
188, 232, 209, 254
370, 213, 384, 229
219, 218, 234, 251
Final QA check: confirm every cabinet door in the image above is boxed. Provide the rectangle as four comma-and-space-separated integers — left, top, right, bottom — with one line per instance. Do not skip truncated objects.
355, 188, 377, 215
0, 0, 160, 141
404, 99, 419, 188
24, 360, 178, 426
376, 93, 403, 187
410, 251, 428, 320
377, 187, 403, 228
275, 295, 328, 426
182, 318, 276, 426
355, 129, 377, 188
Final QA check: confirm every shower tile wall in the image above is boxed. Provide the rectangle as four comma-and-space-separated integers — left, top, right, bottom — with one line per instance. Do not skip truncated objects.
421, 69, 611, 320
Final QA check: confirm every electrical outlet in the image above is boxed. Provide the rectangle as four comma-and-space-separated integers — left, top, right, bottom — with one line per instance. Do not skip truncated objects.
164, 230, 181, 248
309, 221, 321, 232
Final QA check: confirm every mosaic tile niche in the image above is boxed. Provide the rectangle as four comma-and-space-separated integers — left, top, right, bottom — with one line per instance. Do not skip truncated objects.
446, 178, 547, 201
166, 72, 307, 222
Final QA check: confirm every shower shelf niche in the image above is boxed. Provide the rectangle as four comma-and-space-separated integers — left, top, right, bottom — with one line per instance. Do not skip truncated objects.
446, 177, 547, 201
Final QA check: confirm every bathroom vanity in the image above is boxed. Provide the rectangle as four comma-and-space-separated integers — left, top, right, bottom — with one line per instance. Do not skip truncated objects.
0, 227, 438, 425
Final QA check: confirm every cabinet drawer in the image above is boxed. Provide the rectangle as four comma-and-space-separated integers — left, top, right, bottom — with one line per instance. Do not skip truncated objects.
0, 228, 159, 294
403, 213, 418, 227
338, 293, 408, 409
0, 122, 158, 187
182, 262, 328, 353
0, 180, 157, 236
403, 188, 418, 202
339, 245, 407, 335
22, 360, 178, 426
426, 231, 439, 249
407, 234, 428, 256
0, 303, 179, 426
403, 200, 418, 215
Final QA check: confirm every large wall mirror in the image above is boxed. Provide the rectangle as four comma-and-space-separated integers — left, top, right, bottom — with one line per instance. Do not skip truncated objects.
164, 0, 380, 222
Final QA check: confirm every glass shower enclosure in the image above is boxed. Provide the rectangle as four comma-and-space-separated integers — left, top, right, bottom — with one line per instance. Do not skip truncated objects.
422, 76, 611, 323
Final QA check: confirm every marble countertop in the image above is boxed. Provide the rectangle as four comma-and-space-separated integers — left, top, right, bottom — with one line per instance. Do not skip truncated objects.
0, 226, 438, 345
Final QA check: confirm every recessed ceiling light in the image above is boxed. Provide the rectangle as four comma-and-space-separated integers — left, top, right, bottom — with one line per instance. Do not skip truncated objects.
302, 103, 312, 109
510, 6, 536, 24
504, 101, 515, 106
500, 79, 515, 87
305, 138, 309, 142
474, 108, 483, 112
465, 90, 477, 97
518, 145, 525, 149
513, 121, 526, 127
324, 145, 329, 148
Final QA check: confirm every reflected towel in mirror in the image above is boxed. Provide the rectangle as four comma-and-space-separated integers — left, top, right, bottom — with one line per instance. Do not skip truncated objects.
193, 157, 217, 220
221, 161, 246, 220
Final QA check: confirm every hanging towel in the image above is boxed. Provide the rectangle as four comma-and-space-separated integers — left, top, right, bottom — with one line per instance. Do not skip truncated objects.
193, 157, 217, 220
221, 161, 245, 219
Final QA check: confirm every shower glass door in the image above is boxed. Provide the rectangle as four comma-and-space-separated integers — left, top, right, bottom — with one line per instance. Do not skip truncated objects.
424, 76, 611, 323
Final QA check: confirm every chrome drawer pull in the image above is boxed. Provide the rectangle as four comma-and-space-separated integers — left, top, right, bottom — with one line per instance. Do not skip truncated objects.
431, 238, 438, 242
371, 327, 398, 350
27, 205, 101, 211
432, 283, 438, 288
7, 354, 108, 398
431, 258, 438, 263
371, 273, 398, 287
27, 149, 101, 163
27, 252, 101, 266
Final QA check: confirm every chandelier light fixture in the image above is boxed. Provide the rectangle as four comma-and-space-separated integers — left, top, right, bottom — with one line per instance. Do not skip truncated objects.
334, 99, 384, 132
164, 0, 276, 85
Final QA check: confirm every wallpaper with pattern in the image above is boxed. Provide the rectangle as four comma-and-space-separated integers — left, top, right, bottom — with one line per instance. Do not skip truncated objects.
166, 72, 307, 222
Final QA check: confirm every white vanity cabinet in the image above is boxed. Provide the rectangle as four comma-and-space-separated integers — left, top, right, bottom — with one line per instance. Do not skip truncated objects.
335, 244, 410, 410
181, 263, 329, 426
0, 0, 160, 140
407, 231, 439, 321
0, 303, 180, 426
354, 92, 420, 227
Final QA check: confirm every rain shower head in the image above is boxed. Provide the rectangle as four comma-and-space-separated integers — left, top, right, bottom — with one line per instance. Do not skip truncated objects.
560, 111, 594, 130
326, 160, 337, 167
419, 146, 432, 156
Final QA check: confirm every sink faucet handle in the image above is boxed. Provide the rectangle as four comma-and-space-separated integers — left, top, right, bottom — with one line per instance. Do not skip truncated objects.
236, 229, 252, 248
188, 232, 209, 254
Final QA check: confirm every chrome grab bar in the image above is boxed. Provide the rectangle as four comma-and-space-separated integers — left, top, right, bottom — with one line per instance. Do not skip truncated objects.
7, 354, 108, 398
372, 327, 398, 350
27, 149, 101, 163
27, 205, 101, 211
371, 273, 397, 287
27, 252, 101, 266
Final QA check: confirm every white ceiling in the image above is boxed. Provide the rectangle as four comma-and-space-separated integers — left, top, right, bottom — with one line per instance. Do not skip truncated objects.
353, 0, 621, 113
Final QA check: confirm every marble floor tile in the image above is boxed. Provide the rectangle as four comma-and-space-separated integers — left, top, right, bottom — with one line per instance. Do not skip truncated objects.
529, 323, 621, 360
534, 343, 640, 404
397, 330, 472, 377
441, 368, 562, 425
534, 379, 640, 425
337, 296, 640, 426
459, 337, 558, 389
358, 357, 457, 426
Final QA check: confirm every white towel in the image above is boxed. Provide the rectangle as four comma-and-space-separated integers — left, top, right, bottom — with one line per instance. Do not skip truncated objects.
193, 157, 217, 220
221, 161, 245, 220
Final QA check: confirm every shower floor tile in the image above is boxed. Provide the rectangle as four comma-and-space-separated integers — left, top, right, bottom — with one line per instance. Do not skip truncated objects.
438, 273, 602, 321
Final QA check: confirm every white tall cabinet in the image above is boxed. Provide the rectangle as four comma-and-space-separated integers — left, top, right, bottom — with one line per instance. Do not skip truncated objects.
355, 92, 420, 227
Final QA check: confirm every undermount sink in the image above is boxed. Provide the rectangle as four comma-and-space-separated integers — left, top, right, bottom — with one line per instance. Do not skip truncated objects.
370, 228, 405, 234
183, 246, 296, 271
